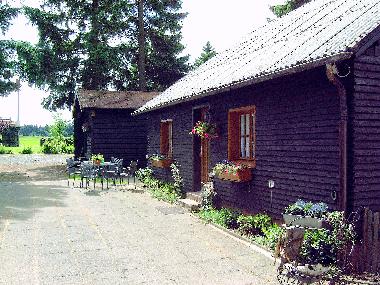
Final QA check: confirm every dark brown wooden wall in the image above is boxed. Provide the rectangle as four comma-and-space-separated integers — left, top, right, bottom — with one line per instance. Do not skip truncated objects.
145, 67, 342, 217
90, 109, 148, 166
351, 41, 380, 212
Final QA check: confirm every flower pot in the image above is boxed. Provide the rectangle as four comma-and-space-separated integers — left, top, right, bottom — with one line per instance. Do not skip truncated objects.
296, 263, 330, 277
93, 159, 101, 165
151, 159, 173, 168
283, 214, 325, 228
217, 168, 252, 182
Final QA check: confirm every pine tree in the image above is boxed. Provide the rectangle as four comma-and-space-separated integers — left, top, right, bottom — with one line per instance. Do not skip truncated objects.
193, 41, 217, 68
18, 0, 189, 110
0, 2, 18, 96
271, 0, 311, 17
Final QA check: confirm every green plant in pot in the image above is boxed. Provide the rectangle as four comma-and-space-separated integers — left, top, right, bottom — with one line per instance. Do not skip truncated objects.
148, 154, 173, 168
91, 153, 104, 165
283, 200, 328, 228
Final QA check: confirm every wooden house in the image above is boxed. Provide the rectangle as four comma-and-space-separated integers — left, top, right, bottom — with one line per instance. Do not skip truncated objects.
74, 90, 159, 165
135, 0, 380, 216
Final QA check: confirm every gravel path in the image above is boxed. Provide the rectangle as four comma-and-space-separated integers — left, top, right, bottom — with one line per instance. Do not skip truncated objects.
0, 157, 281, 284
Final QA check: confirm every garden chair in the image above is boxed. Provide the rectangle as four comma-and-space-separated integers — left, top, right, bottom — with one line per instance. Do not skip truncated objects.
103, 163, 119, 189
127, 160, 138, 189
66, 158, 81, 187
80, 162, 98, 189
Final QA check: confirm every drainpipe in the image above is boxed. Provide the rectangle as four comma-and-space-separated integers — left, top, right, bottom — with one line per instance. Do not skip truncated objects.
326, 63, 348, 213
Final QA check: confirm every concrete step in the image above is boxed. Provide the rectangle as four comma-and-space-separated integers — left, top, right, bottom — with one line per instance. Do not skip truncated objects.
178, 198, 200, 212
186, 191, 202, 203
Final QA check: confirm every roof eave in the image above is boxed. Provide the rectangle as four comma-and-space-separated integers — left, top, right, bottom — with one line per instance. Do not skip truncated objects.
133, 52, 353, 115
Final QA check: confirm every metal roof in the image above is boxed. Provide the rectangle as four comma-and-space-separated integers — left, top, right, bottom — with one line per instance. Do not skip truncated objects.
135, 0, 380, 114
77, 90, 160, 110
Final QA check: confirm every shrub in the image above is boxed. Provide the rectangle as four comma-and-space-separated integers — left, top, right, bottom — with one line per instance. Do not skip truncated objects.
198, 208, 240, 229
237, 213, 272, 236
255, 223, 285, 250
0, 146, 13, 154
41, 137, 73, 154
20, 147, 33, 154
200, 181, 216, 210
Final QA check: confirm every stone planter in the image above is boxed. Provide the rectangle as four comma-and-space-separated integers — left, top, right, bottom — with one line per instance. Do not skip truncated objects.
151, 159, 173, 168
296, 263, 330, 277
283, 214, 325, 228
217, 168, 252, 182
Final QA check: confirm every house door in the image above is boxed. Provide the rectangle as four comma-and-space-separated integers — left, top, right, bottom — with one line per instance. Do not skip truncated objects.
193, 106, 210, 191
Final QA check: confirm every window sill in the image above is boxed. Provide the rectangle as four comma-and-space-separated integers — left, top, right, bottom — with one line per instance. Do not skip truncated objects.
231, 159, 256, 168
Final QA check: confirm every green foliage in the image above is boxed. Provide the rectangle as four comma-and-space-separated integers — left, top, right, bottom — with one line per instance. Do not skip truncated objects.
193, 41, 217, 68
0, 145, 13, 154
270, 0, 311, 17
19, 125, 49, 136
91, 153, 104, 163
198, 208, 240, 229
20, 146, 33, 154
200, 182, 216, 210
0, 3, 19, 96
254, 224, 285, 250
19, 0, 189, 110
136, 167, 181, 203
41, 116, 73, 154
284, 199, 328, 218
237, 213, 272, 236
299, 211, 356, 266
170, 162, 183, 194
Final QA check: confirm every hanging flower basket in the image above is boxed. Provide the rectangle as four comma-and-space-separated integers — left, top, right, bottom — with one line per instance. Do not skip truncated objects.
189, 121, 218, 139
149, 154, 173, 168
212, 161, 252, 182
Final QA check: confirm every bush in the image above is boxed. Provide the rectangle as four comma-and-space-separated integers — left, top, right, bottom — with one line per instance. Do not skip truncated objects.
0, 146, 13, 154
254, 223, 285, 250
41, 137, 73, 154
198, 208, 240, 229
20, 147, 33, 154
237, 213, 272, 236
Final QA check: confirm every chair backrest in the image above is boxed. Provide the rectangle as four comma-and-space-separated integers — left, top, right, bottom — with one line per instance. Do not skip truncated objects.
129, 160, 138, 174
80, 162, 96, 178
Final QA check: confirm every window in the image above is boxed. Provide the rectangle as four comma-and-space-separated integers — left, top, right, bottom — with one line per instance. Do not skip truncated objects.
228, 106, 256, 166
160, 120, 172, 157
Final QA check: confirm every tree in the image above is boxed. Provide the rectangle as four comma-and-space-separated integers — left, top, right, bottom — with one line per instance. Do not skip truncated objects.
0, 2, 19, 96
193, 41, 217, 68
19, 0, 189, 110
271, 0, 311, 17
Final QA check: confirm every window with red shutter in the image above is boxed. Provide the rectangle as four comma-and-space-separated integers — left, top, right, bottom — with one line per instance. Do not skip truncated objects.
160, 120, 172, 157
228, 106, 256, 167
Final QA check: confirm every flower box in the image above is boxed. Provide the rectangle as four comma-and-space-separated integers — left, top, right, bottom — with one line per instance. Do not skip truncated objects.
151, 159, 173, 168
217, 168, 252, 182
283, 214, 325, 229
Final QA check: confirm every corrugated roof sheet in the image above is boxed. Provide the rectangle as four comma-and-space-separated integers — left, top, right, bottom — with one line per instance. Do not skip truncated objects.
77, 90, 160, 110
135, 0, 380, 114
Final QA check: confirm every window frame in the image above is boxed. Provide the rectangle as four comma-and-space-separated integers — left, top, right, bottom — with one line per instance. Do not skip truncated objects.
160, 119, 173, 158
228, 106, 256, 168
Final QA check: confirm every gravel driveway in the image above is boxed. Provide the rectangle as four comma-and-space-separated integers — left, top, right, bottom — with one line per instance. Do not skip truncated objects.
0, 155, 280, 284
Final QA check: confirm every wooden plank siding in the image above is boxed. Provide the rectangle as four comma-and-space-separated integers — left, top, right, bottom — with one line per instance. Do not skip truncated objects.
351, 41, 380, 212
89, 109, 148, 166
145, 67, 342, 217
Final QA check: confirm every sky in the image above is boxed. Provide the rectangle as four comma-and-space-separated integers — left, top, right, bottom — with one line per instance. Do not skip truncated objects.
0, 0, 282, 126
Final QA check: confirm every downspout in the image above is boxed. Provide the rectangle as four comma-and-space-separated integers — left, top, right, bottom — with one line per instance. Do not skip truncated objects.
326, 63, 348, 213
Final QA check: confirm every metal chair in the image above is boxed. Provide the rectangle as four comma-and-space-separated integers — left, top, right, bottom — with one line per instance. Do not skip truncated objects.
127, 160, 138, 189
103, 163, 119, 189
80, 162, 98, 189
66, 158, 81, 187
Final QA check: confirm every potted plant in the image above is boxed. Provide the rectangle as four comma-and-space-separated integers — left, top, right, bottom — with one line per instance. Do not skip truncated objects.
189, 121, 218, 139
149, 154, 173, 168
91, 153, 104, 165
212, 160, 252, 182
283, 200, 328, 228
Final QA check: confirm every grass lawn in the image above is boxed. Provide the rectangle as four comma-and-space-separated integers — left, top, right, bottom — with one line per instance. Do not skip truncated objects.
1, 136, 43, 154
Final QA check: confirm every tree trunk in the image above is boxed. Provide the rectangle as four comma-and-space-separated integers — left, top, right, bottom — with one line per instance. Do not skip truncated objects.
137, 0, 147, 91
